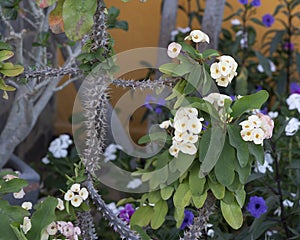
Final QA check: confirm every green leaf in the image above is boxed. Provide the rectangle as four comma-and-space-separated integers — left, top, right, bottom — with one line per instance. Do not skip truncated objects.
202, 49, 220, 59
62, 0, 97, 41
214, 139, 235, 186
49, 0, 64, 34
160, 186, 174, 200
27, 197, 58, 240
192, 191, 207, 208
235, 66, 248, 96
159, 63, 178, 76
231, 90, 269, 119
131, 225, 151, 240
138, 131, 170, 144
10, 224, 28, 240
220, 200, 243, 229
179, 42, 202, 59
189, 166, 206, 196
248, 143, 264, 165
235, 188, 246, 208
174, 152, 195, 174
149, 166, 168, 190
270, 30, 285, 55
227, 125, 249, 167
0, 199, 29, 223
0, 62, 24, 77
184, 64, 201, 94
116, 197, 137, 206
0, 50, 14, 61
296, 52, 300, 79
174, 207, 185, 228
199, 126, 226, 176
227, 173, 243, 192
130, 206, 154, 227
0, 178, 28, 195
208, 178, 225, 199
173, 180, 192, 208
201, 64, 212, 96
222, 190, 235, 204
234, 162, 251, 184
0, 42, 13, 51
148, 191, 161, 204
0, 78, 16, 92
150, 200, 168, 229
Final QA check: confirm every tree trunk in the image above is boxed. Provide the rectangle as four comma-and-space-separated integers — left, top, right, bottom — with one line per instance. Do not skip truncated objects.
200, 0, 226, 51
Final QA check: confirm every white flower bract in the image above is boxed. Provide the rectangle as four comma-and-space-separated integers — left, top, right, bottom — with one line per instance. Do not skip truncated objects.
21, 202, 32, 211
185, 30, 209, 43
71, 195, 83, 207
167, 42, 182, 58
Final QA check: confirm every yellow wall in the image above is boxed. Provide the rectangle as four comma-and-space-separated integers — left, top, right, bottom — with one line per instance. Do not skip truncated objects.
55, 0, 298, 136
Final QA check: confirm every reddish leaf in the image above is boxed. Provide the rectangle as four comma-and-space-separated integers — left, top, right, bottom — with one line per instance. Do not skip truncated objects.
49, 0, 64, 34
36, 0, 57, 9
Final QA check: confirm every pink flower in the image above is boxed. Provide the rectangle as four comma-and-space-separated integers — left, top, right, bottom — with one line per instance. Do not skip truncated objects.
257, 113, 274, 139
62, 222, 74, 237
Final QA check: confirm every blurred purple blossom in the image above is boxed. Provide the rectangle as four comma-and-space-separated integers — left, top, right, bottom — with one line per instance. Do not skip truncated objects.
284, 42, 294, 51
247, 196, 267, 218
144, 94, 166, 114
202, 121, 210, 131
239, 0, 248, 4
119, 204, 135, 224
251, 0, 261, 7
290, 82, 300, 94
180, 210, 194, 229
262, 14, 275, 27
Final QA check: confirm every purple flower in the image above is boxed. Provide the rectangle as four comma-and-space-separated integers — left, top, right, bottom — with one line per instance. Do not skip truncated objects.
247, 196, 268, 218
284, 42, 294, 51
202, 121, 209, 131
119, 204, 135, 224
144, 94, 166, 113
290, 82, 300, 94
251, 0, 261, 7
239, 0, 248, 4
180, 210, 194, 229
262, 14, 275, 27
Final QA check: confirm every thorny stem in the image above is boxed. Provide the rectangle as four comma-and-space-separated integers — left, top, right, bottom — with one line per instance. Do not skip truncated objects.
271, 141, 290, 239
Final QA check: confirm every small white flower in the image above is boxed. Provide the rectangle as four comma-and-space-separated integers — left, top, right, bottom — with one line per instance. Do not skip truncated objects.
219, 61, 231, 76
159, 120, 171, 129
181, 132, 198, 144
241, 129, 254, 142
3, 174, 18, 181
59, 134, 73, 148
107, 202, 124, 215
167, 42, 182, 58
248, 115, 262, 128
56, 198, 65, 211
257, 60, 276, 73
169, 142, 180, 157
79, 187, 89, 200
239, 120, 255, 130
185, 30, 209, 43
46, 222, 58, 235
285, 118, 300, 136
70, 183, 81, 193
64, 190, 74, 201
71, 195, 83, 207
178, 27, 191, 34
21, 217, 31, 234
104, 144, 123, 162
255, 153, 274, 174
252, 128, 265, 145
126, 178, 142, 189
286, 93, 300, 113
41, 156, 50, 164
216, 76, 230, 87
187, 118, 203, 134
283, 199, 294, 207
179, 142, 197, 155
268, 111, 278, 119
210, 62, 221, 79
21, 202, 32, 211
173, 116, 189, 133
13, 188, 25, 199
207, 229, 215, 237
266, 230, 278, 236
231, 18, 241, 25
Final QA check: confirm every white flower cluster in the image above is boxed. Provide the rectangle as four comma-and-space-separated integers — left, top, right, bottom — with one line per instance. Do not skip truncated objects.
286, 93, 300, 113
240, 114, 274, 145
210, 55, 238, 87
159, 107, 203, 158
285, 117, 300, 136
42, 221, 81, 240
184, 29, 209, 43
48, 134, 73, 158
104, 143, 123, 162
64, 183, 89, 207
